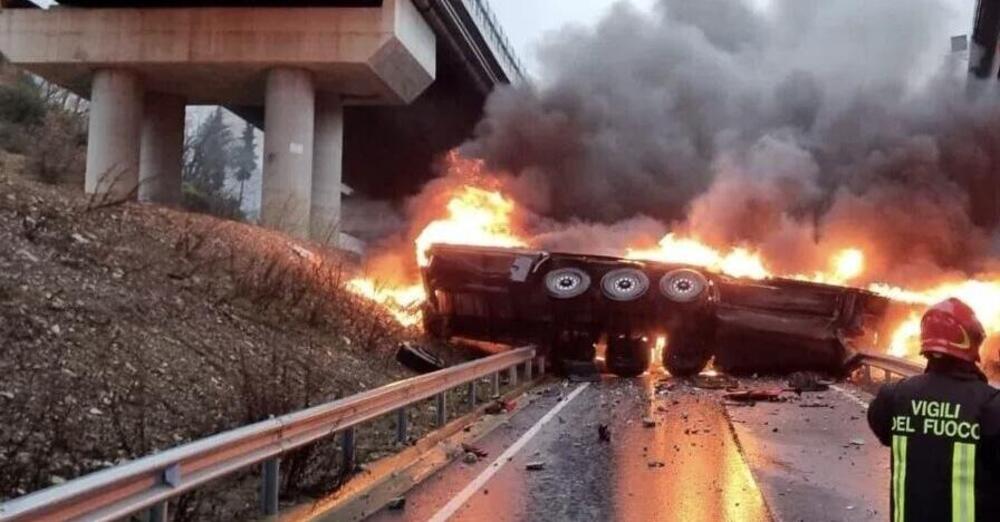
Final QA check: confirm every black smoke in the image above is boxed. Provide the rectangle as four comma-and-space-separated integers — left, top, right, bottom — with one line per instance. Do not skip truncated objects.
459, 0, 1000, 284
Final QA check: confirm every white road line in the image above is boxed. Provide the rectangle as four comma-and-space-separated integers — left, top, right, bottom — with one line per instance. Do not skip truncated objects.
830, 384, 871, 409
427, 383, 591, 522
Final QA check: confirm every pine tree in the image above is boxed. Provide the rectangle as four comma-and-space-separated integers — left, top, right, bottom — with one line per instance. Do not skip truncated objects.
184, 107, 233, 195
234, 121, 257, 207
182, 107, 241, 218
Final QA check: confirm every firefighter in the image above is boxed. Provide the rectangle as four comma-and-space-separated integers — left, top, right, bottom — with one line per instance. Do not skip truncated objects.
868, 298, 1000, 522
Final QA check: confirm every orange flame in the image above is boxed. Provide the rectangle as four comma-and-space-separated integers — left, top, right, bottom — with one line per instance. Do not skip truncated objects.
626, 234, 771, 279
346, 279, 426, 327
414, 186, 526, 266
870, 280, 1000, 359
344, 172, 997, 365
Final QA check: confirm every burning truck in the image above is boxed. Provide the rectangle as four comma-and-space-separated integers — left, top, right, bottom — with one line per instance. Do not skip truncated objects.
420, 244, 892, 377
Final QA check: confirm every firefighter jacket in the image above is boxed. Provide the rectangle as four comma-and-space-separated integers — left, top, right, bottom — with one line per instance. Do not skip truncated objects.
868, 359, 1000, 522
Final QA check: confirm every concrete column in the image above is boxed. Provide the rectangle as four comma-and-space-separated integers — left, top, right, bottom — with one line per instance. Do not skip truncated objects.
138, 93, 185, 206
311, 94, 344, 245
85, 69, 144, 198
262, 68, 315, 238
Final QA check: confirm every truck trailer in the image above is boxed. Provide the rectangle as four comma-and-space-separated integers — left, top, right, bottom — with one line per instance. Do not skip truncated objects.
420, 244, 892, 377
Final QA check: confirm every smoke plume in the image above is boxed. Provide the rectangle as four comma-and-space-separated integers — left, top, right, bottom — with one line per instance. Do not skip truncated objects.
443, 0, 1000, 286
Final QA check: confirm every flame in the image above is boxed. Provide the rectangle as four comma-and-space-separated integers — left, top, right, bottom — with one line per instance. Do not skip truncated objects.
626, 234, 771, 279
871, 279, 1000, 359
342, 167, 997, 365
888, 312, 923, 358
414, 186, 526, 267
347, 183, 527, 326
346, 279, 426, 327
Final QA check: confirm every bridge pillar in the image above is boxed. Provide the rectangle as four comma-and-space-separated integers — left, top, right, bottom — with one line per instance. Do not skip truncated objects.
139, 93, 185, 206
262, 67, 315, 239
311, 94, 345, 245
85, 69, 144, 199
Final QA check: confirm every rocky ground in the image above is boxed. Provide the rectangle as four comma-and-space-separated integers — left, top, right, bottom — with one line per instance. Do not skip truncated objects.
0, 154, 441, 518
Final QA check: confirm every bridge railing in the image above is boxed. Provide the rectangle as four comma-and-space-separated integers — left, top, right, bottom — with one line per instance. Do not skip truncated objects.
0, 346, 537, 522
459, 0, 526, 81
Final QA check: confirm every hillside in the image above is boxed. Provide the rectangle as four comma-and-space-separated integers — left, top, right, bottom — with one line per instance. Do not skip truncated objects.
0, 153, 421, 511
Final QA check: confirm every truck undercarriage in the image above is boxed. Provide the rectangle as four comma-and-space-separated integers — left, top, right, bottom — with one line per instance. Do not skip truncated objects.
421, 244, 892, 376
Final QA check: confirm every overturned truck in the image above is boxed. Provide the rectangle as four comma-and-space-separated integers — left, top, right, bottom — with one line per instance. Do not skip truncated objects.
421, 244, 892, 377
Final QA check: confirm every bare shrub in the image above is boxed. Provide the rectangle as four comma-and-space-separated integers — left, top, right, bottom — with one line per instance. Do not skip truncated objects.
25, 111, 86, 185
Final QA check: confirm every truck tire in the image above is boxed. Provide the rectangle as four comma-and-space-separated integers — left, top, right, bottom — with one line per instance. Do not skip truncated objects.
663, 334, 711, 377
607, 336, 651, 377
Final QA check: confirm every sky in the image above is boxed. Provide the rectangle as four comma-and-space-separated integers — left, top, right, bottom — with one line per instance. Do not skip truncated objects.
491, 0, 978, 79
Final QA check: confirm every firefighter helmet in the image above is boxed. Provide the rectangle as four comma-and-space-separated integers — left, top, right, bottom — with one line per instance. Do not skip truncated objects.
920, 298, 986, 363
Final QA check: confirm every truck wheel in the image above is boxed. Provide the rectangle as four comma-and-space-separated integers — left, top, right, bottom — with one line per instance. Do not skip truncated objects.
607, 336, 651, 377
663, 334, 711, 377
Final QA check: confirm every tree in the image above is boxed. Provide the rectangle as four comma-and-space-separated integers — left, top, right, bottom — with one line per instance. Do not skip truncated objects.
233, 121, 257, 207
182, 107, 241, 218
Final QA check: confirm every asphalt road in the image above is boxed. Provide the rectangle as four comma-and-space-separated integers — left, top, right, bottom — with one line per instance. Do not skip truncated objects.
366, 372, 888, 522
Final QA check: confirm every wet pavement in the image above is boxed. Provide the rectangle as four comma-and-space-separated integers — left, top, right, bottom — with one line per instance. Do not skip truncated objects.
727, 382, 889, 521
364, 373, 891, 522
368, 372, 770, 522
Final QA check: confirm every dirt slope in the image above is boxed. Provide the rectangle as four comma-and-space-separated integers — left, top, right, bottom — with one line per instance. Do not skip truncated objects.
0, 155, 417, 506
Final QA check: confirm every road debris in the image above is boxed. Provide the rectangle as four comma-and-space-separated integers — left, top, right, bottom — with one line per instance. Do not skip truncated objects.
787, 371, 831, 393
692, 373, 738, 390
598, 423, 612, 443
724, 389, 786, 403
461, 443, 489, 459
485, 399, 516, 415
387, 497, 406, 510
525, 461, 546, 471
395, 342, 445, 374
462, 452, 480, 464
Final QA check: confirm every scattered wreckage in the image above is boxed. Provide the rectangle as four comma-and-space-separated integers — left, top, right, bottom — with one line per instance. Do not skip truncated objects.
420, 244, 893, 377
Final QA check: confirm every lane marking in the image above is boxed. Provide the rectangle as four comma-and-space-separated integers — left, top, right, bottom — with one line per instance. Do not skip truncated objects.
830, 384, 871, 409
427, 383, 591, 522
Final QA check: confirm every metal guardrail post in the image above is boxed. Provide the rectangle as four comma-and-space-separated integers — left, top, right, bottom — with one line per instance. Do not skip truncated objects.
467, 381, 477, 409
509, 365, 518, 387
396, 408, 407, 444
493, 371, 501, 397
260, 458, 279, 516
149, 502, 167, 522
341, 428, 356, 473
525, 359, 533, 381
436, 393, 448, 427
863, 365, 872, 384
538, 356, 546, 376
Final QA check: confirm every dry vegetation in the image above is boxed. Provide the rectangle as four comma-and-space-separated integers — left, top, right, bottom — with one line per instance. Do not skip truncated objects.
0, 157, 425, 517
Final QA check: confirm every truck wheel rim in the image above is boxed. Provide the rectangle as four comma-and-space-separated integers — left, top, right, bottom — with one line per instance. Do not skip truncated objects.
601, 269, 650, 301
545, 268, 591, 299
660, 269, 708, 303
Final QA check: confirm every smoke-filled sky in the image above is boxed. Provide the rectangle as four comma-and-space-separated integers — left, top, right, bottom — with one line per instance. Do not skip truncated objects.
415, 0, 1000, 287
493, 0, 976, 79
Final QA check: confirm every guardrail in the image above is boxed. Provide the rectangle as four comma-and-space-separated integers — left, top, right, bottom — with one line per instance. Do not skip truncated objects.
856, 352, 923, 381
0, 346, 538, 522
461, 0, 526, 80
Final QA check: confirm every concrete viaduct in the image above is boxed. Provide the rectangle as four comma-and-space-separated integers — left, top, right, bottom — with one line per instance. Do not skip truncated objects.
0, 0, 523, 245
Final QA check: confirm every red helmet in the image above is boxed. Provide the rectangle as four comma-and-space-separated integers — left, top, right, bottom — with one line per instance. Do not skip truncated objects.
920, 298, 986, 363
